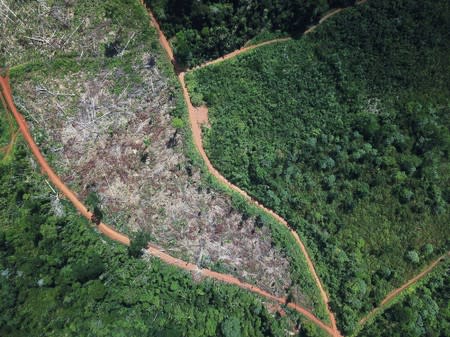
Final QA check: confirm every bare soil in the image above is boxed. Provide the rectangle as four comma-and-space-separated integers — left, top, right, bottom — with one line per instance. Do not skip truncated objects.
2, 71, 335, 337
11, 49, 301, 299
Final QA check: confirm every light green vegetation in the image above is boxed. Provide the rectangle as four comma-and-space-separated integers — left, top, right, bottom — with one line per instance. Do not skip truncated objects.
358, 260, 449, 337
0, 1, 332, 336
187, 0, 450, 333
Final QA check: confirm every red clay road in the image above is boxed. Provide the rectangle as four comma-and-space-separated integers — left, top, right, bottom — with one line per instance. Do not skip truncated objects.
190, 6, 360, 71
191, 37, 291, 70
147, 242, 336, 336
145, 5, 341, 335
143, 4, 340, 333
0, 69, 334, 335
0, 73, 130, 245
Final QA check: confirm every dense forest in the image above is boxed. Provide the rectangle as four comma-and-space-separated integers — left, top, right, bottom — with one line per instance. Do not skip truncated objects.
187, 0, 450, 333
359, 261, 449, 337
145, 0, 356, 67
0, 140, 312, 337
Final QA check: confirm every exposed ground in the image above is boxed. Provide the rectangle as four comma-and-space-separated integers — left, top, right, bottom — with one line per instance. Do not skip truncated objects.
2, 70, 333, 334
0, 0, 133, 65
13, 59, 296, 299
3, 0, 303, 301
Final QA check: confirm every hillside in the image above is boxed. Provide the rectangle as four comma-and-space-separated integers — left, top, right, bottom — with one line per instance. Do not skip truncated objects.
0, 0, 326, 336
187, 0, 450, 333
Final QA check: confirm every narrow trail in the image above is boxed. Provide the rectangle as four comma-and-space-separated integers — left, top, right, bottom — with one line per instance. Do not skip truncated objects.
0, 69, 335, 336
190, 4, 366, 71
358, 252, 449, 328
0, 129, 18, 157
191, 37, 292, 70
144, 3, 342, 335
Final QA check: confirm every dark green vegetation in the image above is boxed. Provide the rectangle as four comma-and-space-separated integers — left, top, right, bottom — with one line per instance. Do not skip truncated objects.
359, 260, 449, 337
1, 1, 331, 336
6, 0, 332, 321
145, 0, 356, 67
187, 0, 450, 333
0, 140, 298, 337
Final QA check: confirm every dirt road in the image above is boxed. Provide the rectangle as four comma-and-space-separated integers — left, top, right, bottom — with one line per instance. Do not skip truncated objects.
0, 73, 130, 246
191, 37, 292, 70
179, 71, 339, 335
147, 243, 336, 336
358, 252, 449, 327
0, 70, 336, 335
0, 129, 18, 157
145, 4, 340, 335
190, 6, 357, 71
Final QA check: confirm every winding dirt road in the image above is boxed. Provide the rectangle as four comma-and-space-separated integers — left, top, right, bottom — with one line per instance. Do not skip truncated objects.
178, 72, 340, 335
145, 6, 341, 335
191, 37, 292, 70
0, 69, 334, 336
147, 242, 336, 336
189, 6, 357, 71
3, 0, 444, 335
145, 2, 377, 336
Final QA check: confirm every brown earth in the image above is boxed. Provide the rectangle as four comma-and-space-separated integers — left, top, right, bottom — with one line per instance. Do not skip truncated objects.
13, 59, 295, 299
1, 71, 335, 336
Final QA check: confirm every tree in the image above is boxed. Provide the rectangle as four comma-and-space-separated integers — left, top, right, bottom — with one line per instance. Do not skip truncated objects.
422, 243, 434, 256
72, 254, 105, 283
171, 117, 185, 129
85, 191, 103, 225
128, 231, 151, 257
221, 316, 242, 337
406, 250, 420, 264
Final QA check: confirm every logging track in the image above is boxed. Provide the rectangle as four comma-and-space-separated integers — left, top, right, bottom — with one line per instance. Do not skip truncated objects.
0, 69, 335, 336
2, 0, 447, 335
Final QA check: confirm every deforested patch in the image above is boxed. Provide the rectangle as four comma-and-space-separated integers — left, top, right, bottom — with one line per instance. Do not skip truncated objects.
14, 51, 304, 302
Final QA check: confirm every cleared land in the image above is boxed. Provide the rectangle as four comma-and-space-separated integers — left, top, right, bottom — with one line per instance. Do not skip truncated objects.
12, 62, 295, 297
187, 0, 450, 334
2, 0, 329, 318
